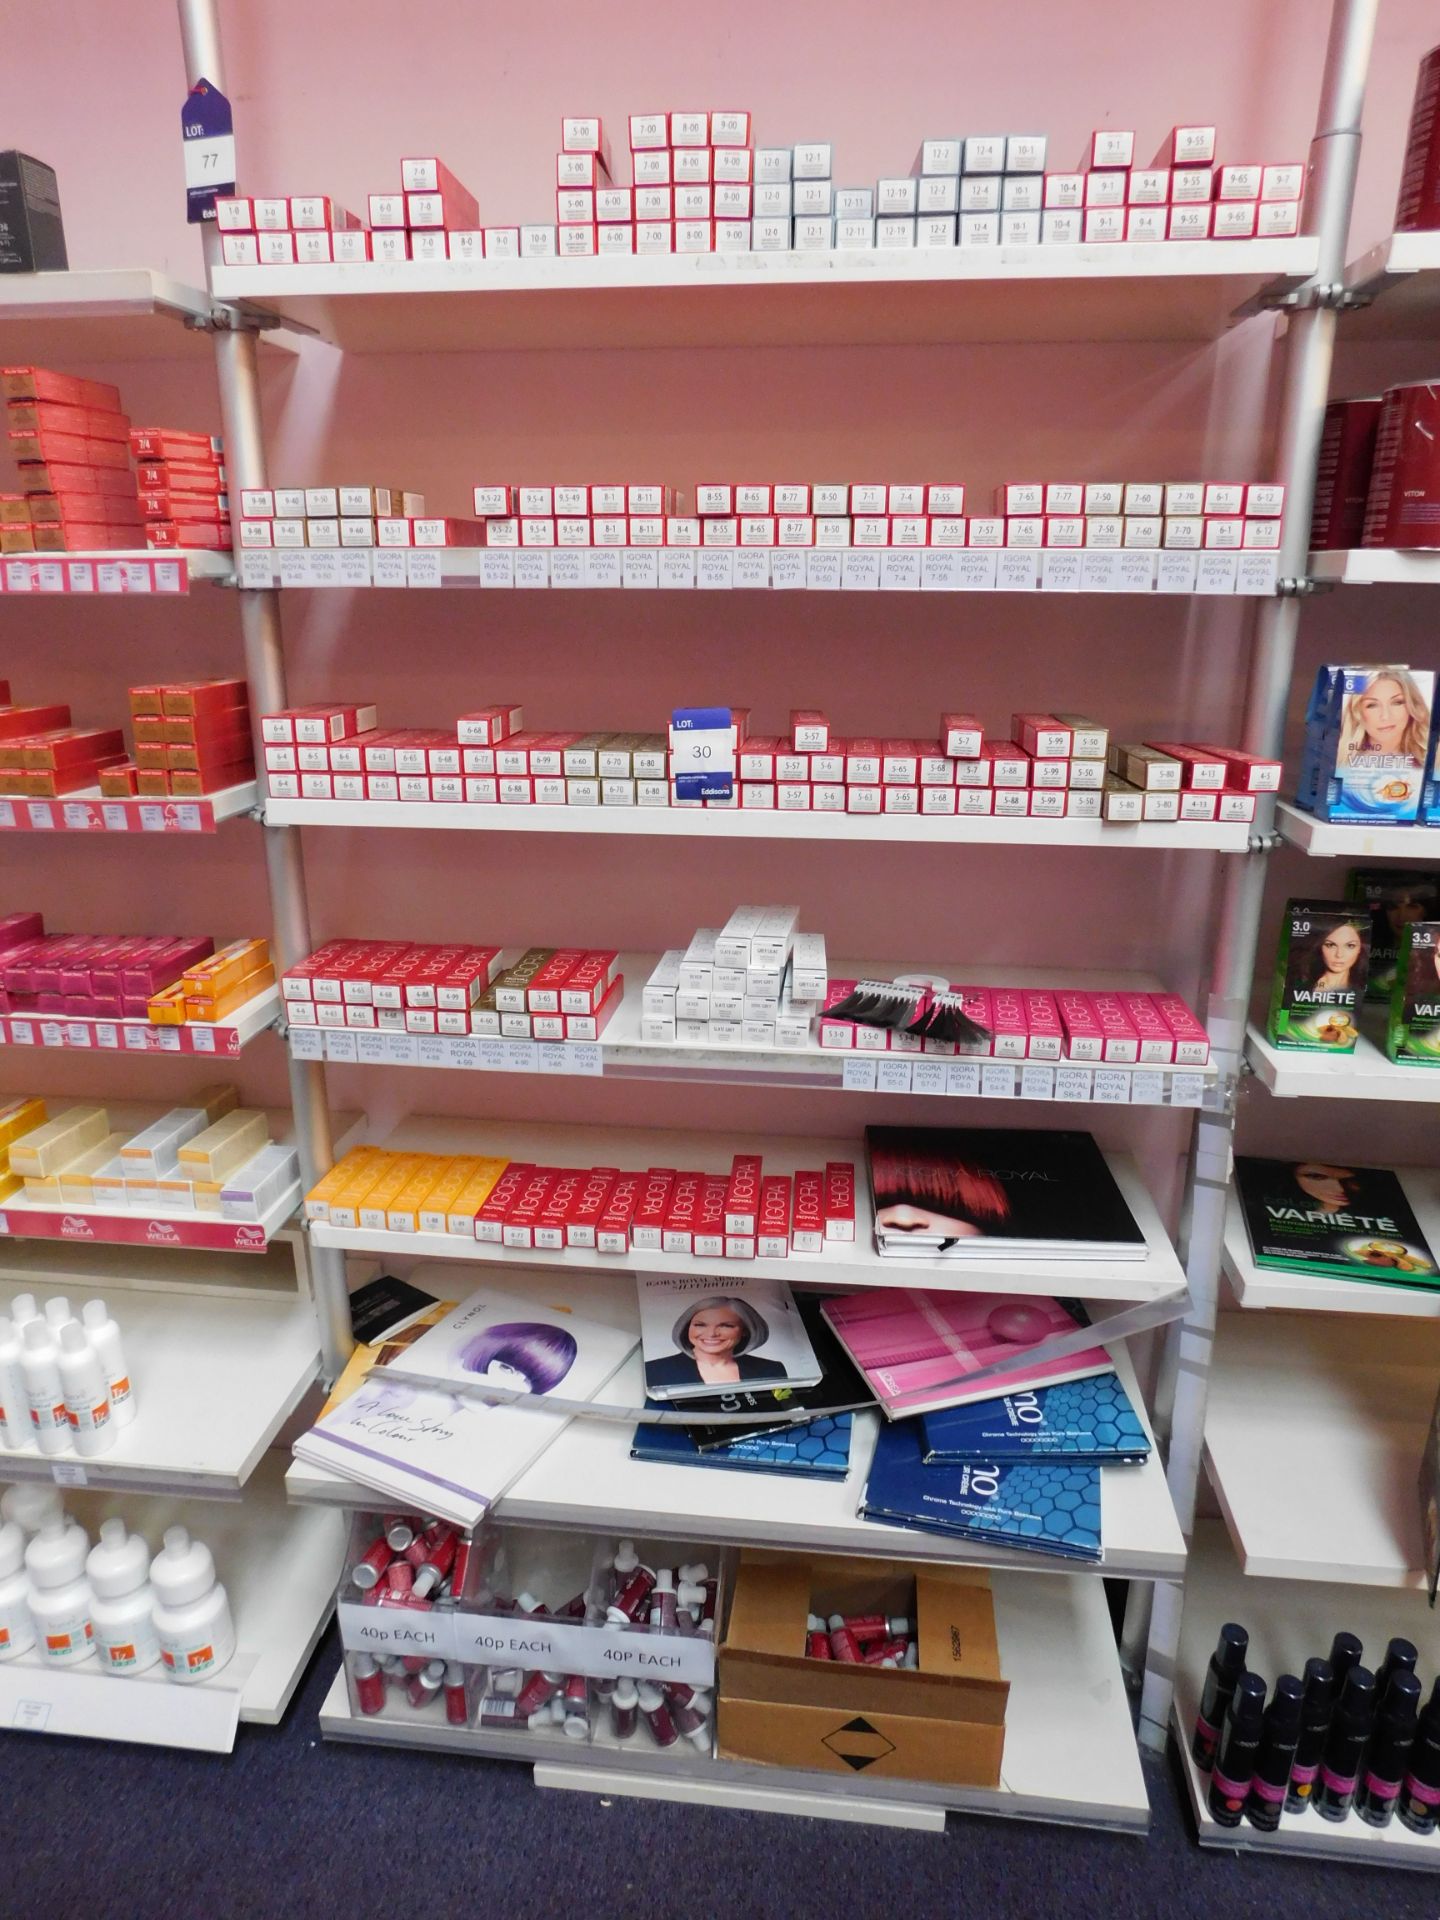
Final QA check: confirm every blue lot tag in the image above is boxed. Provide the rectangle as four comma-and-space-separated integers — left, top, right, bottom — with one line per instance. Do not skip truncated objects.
670, 706, 737, 798
182, 79, 236, 224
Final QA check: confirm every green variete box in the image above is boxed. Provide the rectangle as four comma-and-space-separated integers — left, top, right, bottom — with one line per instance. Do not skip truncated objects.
1266, 900, 1371, 1052
1388, 921, 1440, 1067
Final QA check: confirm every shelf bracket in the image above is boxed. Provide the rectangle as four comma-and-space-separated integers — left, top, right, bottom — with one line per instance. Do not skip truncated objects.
1259, 278, 1367, 313
1278, 574, 1335, 597
185, 301, 282, 335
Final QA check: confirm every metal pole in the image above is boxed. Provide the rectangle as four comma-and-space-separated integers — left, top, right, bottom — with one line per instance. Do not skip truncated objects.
178, 0, 353, 1381
1137, 0, 1379, 1751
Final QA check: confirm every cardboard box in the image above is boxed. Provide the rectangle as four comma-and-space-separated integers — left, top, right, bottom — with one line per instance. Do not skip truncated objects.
718, 1551, 1007, 1788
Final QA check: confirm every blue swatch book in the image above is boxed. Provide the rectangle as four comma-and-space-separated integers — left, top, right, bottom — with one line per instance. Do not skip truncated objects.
920, 1372, 1150, 1467
631, 1405, 853, 1478
861, 1416, 1102, 1562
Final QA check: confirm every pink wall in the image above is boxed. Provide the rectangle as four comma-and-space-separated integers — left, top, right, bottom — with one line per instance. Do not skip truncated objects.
5, 0, 1440, 1224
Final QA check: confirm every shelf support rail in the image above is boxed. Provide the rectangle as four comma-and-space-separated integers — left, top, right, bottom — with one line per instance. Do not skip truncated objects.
1135, 0, 1379, 1752
177, 0, 353, 1383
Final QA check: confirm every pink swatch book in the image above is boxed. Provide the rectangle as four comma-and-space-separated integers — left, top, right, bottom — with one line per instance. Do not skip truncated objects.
820, 1289, 1111, 1419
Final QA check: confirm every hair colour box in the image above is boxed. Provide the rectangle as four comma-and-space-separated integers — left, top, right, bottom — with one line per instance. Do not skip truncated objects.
1266, 900, 1371, 1053
1388, 921, 1440, 1067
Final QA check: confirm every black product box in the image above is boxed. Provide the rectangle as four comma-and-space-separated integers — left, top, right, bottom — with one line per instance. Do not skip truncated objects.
0, 151, 68, 272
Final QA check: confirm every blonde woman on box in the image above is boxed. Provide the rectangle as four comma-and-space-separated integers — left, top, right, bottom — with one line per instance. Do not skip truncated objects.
1339, 668, 1432, 766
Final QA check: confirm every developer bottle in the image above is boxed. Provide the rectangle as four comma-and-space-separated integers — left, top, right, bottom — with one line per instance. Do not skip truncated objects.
1315, 1665, 1378, 1820
1285, 1657, 1336, 1813
0, 1518, 36, 1661
82, 1300, 135, 1428
1191, 1621, 1248, 1770
0, 1316, 32, 1452
86, 1518, 161, 1676
0, 1482, 64, 1533
1356, 1670, 1421, 1828
1207, 1672, 1267, 1828
151, 1525, 236, 1683
20, 1319, 69, 1457
57, 1324, 114, 1457
24, 1513, 93, 1666
1244, 1673, 1304, 1832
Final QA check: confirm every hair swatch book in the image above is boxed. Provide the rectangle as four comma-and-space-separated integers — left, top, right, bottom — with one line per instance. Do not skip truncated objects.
920, 1372, 1150, 1466
293, 1280, 638, 1529
865, 1126, 1147, 1260
638, 1273, 821, 1402
861, 1416, 1104, 1563
1235, 1157, 1438, 1288
821, 1288, 1111, 1420
630, 1408, 854, 1479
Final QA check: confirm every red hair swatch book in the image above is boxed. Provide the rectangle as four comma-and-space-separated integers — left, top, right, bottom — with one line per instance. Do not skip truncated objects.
821, 1288, 1112, 1420
864, 1126, 1146, 1260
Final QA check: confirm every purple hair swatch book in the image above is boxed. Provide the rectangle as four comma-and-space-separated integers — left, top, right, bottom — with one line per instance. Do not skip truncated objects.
293, 1280, 638, 1528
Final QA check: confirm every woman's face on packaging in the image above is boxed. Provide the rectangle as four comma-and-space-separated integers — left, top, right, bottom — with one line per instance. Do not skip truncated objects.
875, 1202, 984, 1238
1359, 677, 1410, 752
1321, 924, 1362, 975
687, 1306, 744, 1358
1294, 1163, 1356, 1210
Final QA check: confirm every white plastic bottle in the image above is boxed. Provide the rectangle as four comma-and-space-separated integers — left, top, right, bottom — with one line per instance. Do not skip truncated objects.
81, 1300, 135, 1428
57, 1324, 114, 1457
0, 1518, 35, 1661
24, 1514, 94, 1665
0, 1316, 32, 1452
43, 1295, 74, 1334
8, 1294, 40, 1333
151, 1525, 235, 1683
87, 1518, 160, 1675
0, 1482, 63, 1532
20, 1319, 69, 1457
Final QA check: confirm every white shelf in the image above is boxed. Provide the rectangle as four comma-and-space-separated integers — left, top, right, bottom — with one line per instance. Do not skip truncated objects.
1308, 549, 1440, 586
0, 551, 232, 592
1340, 230, 1440, 342
1204, 1311, 1440, 1587
304, 1112, 1187, 1306
286, 951, 1215, 1108
0, 1276, 319, 1494
235, 544, 1278, 598
1224, 1169, 1440, 1316
266, 795, 1253, 853
0, 983, 281, 1059
0, 1226, 306, 1301
0, 1102, 363, 1259
319, 1557, 1149, 1832
0, 1455, 345, 1751
0, 782, 257, 836
1244, 1024, 1440, 1102
210, 238, 1318, 352
1175, 1521, 1440, 1870
289, 1325, 1183, 1579
0, 269, 235, 361
1274, 800, 1440, 858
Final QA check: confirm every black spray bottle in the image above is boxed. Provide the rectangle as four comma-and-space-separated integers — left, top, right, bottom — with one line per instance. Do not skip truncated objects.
1192, 1622, 1248, 1771
1328, 1630, 1362, 1689
1285, 1657, 1336, 1814
1245, 1673, 1304, 1832
1399, 1683, 1440, 1835
1375, 1637, 1418, 1701
1314, 1665, 1377, 1821
1356, 1670, 1421, 1828
1208, 1672, 1267, 1829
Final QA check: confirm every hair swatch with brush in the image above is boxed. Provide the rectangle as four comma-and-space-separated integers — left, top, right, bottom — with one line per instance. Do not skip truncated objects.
825, 979, 991, 1047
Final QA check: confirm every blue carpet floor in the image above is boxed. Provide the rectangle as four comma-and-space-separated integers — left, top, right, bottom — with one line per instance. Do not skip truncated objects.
3, 1625, 1437, 1920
